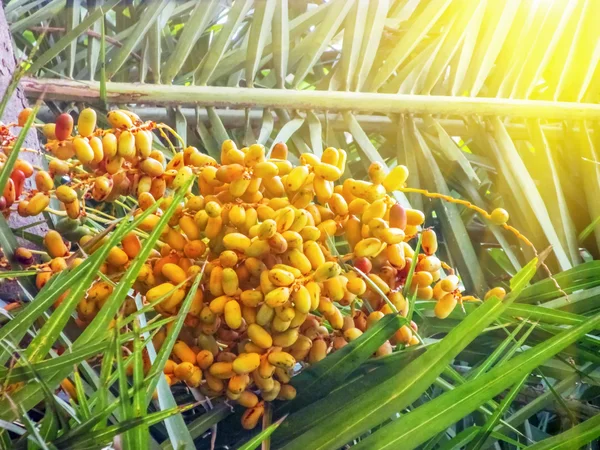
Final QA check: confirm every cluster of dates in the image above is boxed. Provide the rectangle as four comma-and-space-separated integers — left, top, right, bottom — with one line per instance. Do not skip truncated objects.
1, 108, 507, 429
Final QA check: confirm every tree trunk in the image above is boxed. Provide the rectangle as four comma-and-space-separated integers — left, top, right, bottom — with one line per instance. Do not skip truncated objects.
0, 5, 48, 304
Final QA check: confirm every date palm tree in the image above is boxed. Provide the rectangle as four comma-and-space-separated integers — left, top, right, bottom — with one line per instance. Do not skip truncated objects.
1, 1, 600, 449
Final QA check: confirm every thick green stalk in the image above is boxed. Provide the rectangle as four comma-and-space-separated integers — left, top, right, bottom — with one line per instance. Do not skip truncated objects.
21, 77, 600, 120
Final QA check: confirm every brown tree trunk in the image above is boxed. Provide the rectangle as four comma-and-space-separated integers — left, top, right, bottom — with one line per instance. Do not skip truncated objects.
0, 4, 48, 303
0, 7, 42, 163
